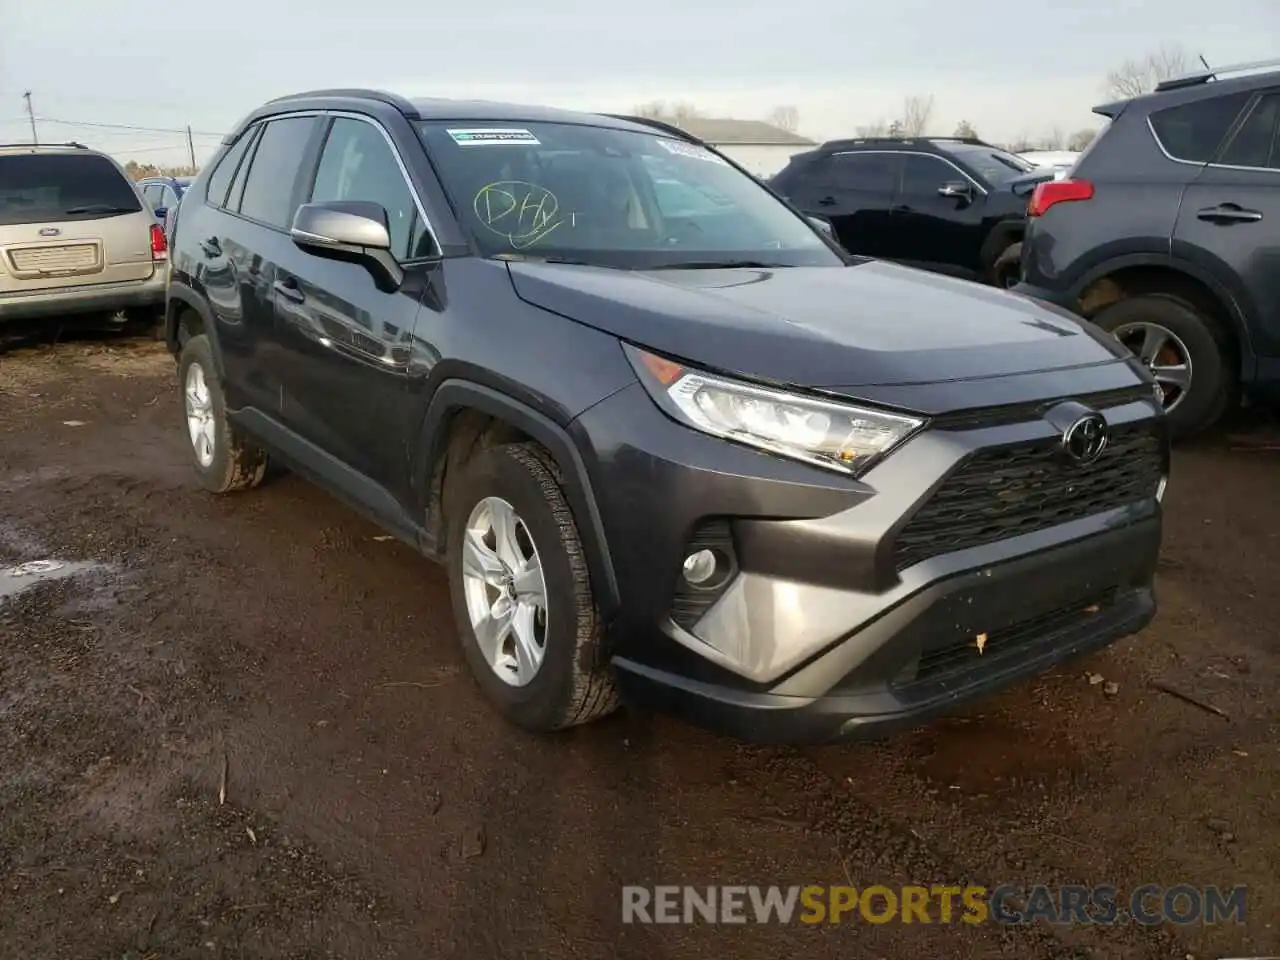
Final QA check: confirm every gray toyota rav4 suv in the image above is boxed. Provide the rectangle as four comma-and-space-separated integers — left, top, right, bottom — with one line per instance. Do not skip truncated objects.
165, 89, 1169, 744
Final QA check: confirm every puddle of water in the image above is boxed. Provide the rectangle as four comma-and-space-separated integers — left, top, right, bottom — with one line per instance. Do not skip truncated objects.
0, 559, 109, 602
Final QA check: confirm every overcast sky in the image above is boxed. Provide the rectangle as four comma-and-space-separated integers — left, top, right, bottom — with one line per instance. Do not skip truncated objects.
1, 0, 1275, 167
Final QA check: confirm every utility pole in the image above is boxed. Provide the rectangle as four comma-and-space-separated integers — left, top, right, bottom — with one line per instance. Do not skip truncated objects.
22, 91, 37, 144
186, 124, 196, 170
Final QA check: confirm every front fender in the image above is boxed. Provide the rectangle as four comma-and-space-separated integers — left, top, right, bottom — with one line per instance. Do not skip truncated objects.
413, 379, 621, 618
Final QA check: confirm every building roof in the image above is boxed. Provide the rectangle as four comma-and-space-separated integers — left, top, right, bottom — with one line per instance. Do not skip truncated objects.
673, 117, 816, 146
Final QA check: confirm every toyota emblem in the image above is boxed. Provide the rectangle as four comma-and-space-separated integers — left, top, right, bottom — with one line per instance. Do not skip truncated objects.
1063, 414, 1108, 465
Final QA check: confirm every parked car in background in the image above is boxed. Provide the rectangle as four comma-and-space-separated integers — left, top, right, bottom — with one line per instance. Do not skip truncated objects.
137, 175, 191, 225
770, 136, 1054, 288
1014, 58, 1280, 439
1018, 150, 1081, 175
165, 89, 1167, 745
0, 141, 168, 331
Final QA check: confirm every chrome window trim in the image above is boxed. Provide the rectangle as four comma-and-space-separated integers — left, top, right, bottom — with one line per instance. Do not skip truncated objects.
828, 149, 989, 195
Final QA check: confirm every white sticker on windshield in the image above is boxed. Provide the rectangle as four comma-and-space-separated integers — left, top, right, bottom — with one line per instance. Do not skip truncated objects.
656, 138, 728, 165
447, 128, 540, 146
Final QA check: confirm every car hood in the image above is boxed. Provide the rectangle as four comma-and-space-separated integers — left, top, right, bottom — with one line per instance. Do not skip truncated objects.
506, 259, 1132, 393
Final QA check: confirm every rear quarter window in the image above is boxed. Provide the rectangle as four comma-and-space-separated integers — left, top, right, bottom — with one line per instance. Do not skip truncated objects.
0, 153, 142, 225
1148, 92, 1252, 163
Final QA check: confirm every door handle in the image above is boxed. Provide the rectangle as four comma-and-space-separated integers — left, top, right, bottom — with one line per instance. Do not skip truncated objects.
817, 196, 837, 206
198, 236, 221, 257
273, 277, 305, 303
1196, 204, 1263, 224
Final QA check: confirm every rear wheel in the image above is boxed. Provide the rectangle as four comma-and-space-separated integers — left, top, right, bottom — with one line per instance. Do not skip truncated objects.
1090, 293, 1234, 439
445, 442, 618, 732
178, 334, 268, 492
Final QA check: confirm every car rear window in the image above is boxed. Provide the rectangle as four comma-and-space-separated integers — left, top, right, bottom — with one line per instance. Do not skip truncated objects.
0, 153, 143, 226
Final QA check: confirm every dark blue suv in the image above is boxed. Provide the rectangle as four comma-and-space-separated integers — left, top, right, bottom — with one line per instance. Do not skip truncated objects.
164, 89, 1168, 744
137, 175, 191, 225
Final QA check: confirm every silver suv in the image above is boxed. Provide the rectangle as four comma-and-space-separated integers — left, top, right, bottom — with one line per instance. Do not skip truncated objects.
0, 142, 168, 328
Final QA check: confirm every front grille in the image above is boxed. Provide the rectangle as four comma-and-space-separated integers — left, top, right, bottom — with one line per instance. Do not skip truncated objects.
7, 243, 100, 275
892, 421, 1163, 572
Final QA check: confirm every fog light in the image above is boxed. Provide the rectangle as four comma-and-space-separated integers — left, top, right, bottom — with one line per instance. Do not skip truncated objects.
1156, 476, 1167, 503
682, 549, 718, 585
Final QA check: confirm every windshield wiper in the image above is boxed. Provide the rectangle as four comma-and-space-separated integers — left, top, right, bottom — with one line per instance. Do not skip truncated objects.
63, 204, 137, 216
653, 259, 792, 270
494, 253, 599, 266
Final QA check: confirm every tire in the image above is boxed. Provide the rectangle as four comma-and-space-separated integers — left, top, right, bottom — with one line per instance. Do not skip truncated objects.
990, 242, 1022, 289
1090, 293, 1234, 440
177, 334, 268, 493
445, 442, 618, 732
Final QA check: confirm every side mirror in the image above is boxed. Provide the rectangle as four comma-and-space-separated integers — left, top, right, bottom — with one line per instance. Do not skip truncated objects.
807, 214, 834, 237
290, 201, 404, 292
937, 181, 973, 201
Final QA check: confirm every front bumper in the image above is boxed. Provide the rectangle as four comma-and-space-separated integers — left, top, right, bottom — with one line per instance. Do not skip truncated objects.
0, 270, 167, 322
613, 519, 1157, 744
572, 379, 1166, 745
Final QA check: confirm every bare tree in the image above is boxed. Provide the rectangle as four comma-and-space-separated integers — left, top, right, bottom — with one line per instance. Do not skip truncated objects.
1007, 134, 1036, 153
1104, 44, 1191, 99
630, 100, 704, 125
886, 119, 905, 138
901, 94, 935, 137
1067, 127, 1098, 152
767, 105, 799, 133
1038, 127, 1065, 150
953, 119, 979, 139
855, 120, 889, 137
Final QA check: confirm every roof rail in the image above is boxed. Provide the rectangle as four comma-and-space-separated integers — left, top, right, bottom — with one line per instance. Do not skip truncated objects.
0, 140, 87, 149
1155, 57, 1280, 92
601, 114, 701, 143
817, 134, 995, 151
266, 88, 419, 118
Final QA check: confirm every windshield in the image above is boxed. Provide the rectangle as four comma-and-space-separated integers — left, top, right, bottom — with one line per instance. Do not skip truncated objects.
0, 153, 143, 226
417, 120, 841, 268
938, 142, 1037, 183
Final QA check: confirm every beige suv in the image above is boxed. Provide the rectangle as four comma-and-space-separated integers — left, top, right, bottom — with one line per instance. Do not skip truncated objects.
0, 142, 168, 328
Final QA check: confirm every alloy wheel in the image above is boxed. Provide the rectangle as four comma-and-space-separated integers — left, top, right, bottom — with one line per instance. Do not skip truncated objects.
1110, 320, 1192, 414
460, 496, 549, 687
184, 362, 216, 467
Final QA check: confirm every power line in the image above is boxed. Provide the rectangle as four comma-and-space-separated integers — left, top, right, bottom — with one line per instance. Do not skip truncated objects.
33, 115, 225, 138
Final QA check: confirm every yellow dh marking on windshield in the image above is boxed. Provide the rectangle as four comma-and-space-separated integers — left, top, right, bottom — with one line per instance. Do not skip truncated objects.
473, 181, 562, 249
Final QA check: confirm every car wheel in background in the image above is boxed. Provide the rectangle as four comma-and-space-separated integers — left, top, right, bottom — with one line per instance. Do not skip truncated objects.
445, 442, 618, 732
1090, 293, 1235, 440
177, 334, 268, 492
991, 242, 1022, 289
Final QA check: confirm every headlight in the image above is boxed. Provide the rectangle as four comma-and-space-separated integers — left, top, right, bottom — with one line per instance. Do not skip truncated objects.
625, 344, 925, 476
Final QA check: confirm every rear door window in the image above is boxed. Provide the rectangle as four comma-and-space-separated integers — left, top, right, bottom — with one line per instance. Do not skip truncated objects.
822, 153, 898, 193
1149, 92, 1252, 163
205, 131, 256, 208
0, 153, 143, 225
1217, 93, 1280, 169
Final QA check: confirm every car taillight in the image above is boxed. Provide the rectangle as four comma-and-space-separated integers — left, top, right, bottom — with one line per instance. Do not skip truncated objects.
1027, 178, 1094, 217
150, 222, 168, 260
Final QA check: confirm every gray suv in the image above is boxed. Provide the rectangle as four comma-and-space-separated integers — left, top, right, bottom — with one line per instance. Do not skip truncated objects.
0, 142, 168, 328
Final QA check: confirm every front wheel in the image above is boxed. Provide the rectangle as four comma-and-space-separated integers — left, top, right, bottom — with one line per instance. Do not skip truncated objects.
1090, 293, 1235, 439
445, 442, 618, 732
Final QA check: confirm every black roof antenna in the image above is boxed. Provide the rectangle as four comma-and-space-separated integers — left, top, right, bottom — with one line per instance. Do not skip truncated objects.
1198, 54, 1212, 71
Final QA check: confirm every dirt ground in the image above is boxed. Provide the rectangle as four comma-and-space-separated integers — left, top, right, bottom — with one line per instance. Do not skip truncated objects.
0, 336, 1277, 960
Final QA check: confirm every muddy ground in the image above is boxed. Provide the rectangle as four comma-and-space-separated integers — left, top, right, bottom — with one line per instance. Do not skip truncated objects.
0, 336, 1277, 960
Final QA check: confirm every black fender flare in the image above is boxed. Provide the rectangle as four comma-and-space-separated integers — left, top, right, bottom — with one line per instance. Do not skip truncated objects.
1066, 252, 1257, 374
415, 380, 621, 617
165, 281, 227, 379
